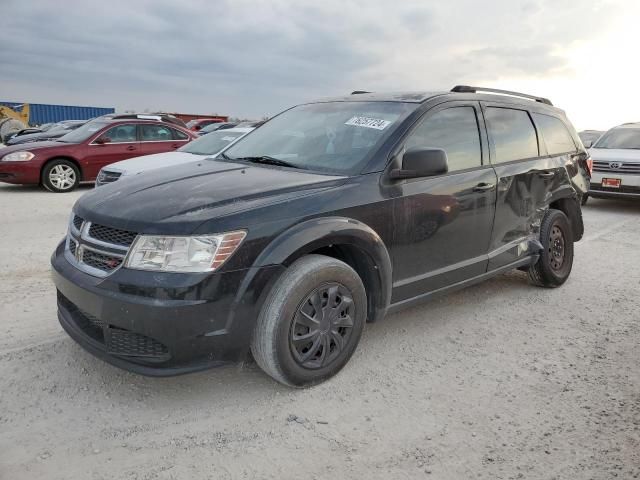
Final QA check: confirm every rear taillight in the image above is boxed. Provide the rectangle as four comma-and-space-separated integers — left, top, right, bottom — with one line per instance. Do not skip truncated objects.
586, 157, 593, 176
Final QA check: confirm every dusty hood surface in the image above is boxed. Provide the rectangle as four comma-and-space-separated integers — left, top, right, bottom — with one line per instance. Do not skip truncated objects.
74, 159, 345, 234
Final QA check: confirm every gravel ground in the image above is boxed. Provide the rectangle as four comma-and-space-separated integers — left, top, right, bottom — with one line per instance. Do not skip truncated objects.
0, 183, 639, 480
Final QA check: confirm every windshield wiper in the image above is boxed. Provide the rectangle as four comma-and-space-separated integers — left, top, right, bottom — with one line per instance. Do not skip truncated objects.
232, 156, 301, 169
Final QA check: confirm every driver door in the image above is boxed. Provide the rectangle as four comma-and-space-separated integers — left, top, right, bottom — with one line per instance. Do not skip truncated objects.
390, 102, 498, 304
83, 123, 140, 179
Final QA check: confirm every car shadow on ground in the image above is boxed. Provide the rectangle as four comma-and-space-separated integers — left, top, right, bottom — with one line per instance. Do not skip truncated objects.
49, 269, 533, 401
0, 183, 94, 194
584, 197, 640, 213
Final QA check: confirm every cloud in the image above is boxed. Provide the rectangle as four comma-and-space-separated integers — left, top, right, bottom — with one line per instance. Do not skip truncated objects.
0, 0, 627, 119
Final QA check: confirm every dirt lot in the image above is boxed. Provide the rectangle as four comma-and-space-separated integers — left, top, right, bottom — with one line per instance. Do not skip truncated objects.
0, 183, 638, 480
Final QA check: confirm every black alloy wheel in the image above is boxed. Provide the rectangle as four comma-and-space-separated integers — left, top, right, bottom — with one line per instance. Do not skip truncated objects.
290, 283, 354, 370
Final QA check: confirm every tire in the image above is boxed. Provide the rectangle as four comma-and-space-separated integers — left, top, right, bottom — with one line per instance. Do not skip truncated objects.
0, 118, 26, 143
581, 194, 588, 206
528, 209, 574, 288
42, 159, 80, 193
251, 254, 367, 387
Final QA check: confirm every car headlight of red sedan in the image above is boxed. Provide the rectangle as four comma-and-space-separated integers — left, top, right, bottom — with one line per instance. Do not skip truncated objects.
2, 151, 35, 162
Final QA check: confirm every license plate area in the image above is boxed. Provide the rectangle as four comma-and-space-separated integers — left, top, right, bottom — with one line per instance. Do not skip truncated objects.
602, 178, 621, 188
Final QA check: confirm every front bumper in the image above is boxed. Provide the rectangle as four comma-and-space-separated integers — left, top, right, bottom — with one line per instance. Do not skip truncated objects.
51, 241, 284, 376
589, 171, 640, 199
0, 160, 42, 184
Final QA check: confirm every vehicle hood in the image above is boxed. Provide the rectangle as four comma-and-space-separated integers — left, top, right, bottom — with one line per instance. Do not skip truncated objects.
589, 148, 640, 162
0, 140, 71, 155
105, 151, 201, 175
74, 160, 346, 234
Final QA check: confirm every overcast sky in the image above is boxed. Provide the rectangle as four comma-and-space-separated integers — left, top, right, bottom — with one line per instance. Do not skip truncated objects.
1, 0, 638, 129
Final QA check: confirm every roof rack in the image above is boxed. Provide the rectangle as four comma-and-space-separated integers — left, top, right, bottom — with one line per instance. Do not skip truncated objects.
451, 85, 553, 106
351, 90, 371, 95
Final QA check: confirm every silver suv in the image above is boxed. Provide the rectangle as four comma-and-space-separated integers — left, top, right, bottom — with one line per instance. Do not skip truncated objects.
586, 123, 640, 203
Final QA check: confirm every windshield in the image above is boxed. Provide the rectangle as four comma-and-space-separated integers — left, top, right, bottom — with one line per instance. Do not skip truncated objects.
223, 101, 414, 174
593, 128, 640, 149
56, 121, 107, 143
179, 130, 248, 155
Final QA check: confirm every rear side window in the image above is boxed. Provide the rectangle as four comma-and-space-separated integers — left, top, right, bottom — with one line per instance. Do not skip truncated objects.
485, 107, 538, 163
532, 113, 576, 155
140, 124, 173, 141
406, 107, 482, 171
172, 128, 189, 140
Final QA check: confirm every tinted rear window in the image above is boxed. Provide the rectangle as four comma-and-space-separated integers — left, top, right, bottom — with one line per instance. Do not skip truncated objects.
533, 113, 576, 155
485, 107, 538, 163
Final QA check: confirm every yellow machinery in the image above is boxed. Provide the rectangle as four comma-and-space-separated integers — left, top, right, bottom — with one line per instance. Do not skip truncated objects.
0, 104, 29, 143
0, 103, 29, 124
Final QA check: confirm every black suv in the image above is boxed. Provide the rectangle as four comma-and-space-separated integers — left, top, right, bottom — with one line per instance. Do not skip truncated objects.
51, 86, 590, 386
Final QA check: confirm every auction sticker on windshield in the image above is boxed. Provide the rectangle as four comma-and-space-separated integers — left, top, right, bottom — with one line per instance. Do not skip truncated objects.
345, 116, 392, 130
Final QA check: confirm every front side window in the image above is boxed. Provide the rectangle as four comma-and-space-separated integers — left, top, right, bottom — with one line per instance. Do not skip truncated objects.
593, 128, 640, 149
102, 124, 137, 143
532, 113, 576, 155
405, 107, 482, 172
224, 101, 415, 174
140, 124, 173, 142
485, 107, 539, 163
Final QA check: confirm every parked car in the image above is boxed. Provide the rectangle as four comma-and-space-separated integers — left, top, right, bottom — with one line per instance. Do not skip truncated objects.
0, 117, 196, 192
186, 118, 224, 132
6, 120, 87, 146
578, 130, 605, 148
51, 86, 589, 386
197, 122, 238, 135
584, 123, 640, 203
3, 123, 55, 143
95, 127, 254, 186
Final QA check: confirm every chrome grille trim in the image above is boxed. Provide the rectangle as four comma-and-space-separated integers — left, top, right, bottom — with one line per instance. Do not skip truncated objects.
592, 161, 640, 174
65, 216, 137, 278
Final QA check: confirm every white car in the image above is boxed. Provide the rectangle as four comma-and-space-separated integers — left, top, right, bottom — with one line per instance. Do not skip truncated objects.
586, 123, 640, 203
95, 127, 254, 186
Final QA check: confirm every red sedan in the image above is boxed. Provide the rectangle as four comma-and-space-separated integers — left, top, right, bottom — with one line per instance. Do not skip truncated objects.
0, 116, 196, 192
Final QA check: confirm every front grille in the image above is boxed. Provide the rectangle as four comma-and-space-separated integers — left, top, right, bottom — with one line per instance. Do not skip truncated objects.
81, 249, 123, 272
72, 215, 83, 231
593, 161, 640, 174
88, 224, 137, 247
69, 239, 77, 256
108, 328, 169, 357
97, 170, 122, 185
58, 292, 170, 359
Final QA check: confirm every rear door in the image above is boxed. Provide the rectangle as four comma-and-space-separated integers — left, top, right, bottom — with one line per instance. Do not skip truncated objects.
138, 124, 188, 156
390, 102, 498, 302
83, 123, 140, 179
481, 103, 559, 270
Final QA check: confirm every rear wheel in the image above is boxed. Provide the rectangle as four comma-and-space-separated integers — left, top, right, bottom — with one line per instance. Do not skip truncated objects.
42, 159, 80, 193
581, 194, 589, 206
528, 209, 574, 287
251, 254, 367, 387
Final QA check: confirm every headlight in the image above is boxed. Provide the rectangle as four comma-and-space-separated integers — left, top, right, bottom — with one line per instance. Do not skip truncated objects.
2, 151, 35, 162
125, 231, 246, 272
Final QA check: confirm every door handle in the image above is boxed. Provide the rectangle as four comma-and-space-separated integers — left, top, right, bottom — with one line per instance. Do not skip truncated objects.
126, 145, 136, 151
538, 171, 555, 178
473, 182, 495, 192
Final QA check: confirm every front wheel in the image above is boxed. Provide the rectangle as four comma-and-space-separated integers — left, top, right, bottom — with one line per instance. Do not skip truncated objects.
528, 209, 574, 288
42, 159, 80, 192
251, 254, 367, 387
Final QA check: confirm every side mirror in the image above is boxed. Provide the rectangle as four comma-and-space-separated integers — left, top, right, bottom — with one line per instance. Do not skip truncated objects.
583, 140, 593, 148
95, 136, 110, 144
391, 147, 448, 179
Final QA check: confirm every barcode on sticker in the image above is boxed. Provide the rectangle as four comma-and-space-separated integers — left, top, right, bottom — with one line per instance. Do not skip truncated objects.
345, 116, 391, 130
